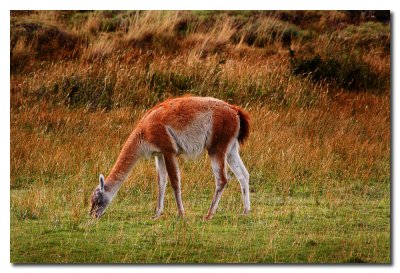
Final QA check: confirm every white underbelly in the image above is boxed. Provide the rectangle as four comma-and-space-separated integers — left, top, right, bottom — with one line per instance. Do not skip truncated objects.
165, 111, 213, 159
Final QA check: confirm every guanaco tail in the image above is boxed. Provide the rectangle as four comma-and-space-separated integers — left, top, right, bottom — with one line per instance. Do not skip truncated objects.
90, 96, 250, 220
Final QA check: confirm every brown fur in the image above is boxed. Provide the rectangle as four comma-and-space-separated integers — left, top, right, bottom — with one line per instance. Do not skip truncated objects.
106, 96, 250, 185
141, 96, 249, 152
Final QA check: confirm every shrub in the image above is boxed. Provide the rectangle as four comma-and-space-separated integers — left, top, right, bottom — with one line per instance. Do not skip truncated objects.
345, 10, 390, 24
10, 18, 79, 61
33, 73, 116, 110
291, 53, 385, 92
62, 74, 116, 110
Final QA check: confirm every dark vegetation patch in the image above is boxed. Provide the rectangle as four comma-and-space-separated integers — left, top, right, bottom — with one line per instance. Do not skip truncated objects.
127, 32, 181, 54
60, 74, 115, 110
346, 10, 390, 24
231, 20, 302, 48
34, 72, 116, 110
343, 256, 367, 263
277, 10, 324, 29
10, 18, 79, 59
10, 18, 79, 73
305, 239, 318, 247
291, 54, 386, 93
173, 18, 192, 37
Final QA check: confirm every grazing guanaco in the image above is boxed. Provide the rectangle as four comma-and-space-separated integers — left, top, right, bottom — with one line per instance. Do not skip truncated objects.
90, 96, 250, 220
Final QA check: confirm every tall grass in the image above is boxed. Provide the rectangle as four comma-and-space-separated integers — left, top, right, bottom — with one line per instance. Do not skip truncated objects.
10, 10, 390, 263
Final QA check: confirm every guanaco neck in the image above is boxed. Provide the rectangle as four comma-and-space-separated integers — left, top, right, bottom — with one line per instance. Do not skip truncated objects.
105, 130, 144, 196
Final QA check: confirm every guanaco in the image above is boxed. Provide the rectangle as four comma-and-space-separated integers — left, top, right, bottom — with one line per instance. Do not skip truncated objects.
90, 96, 250, 220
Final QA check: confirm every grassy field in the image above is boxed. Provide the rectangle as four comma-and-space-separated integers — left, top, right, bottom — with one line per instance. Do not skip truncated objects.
10, 11, 390, 263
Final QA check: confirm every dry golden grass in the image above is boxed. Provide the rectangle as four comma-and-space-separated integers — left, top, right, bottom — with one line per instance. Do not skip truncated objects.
81, 12, 102, 34
125, 11, 180, 41
81, 34, 118, 61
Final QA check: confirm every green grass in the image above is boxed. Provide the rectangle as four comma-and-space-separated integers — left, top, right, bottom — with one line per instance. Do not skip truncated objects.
10, 174, 390, 263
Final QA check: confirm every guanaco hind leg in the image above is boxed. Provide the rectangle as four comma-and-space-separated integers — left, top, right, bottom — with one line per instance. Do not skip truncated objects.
227, 141, 250, 214
205, 153, 229, 220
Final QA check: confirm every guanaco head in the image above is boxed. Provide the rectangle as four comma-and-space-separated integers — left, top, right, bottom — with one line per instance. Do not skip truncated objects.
90, 174, 110, 219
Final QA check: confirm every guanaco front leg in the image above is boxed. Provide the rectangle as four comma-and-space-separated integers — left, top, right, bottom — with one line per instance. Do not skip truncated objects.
163, 153, 185, 217
153, 154, 168, 219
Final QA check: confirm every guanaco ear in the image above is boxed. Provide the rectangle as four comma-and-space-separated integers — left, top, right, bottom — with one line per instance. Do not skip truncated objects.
99, 174, 105, 191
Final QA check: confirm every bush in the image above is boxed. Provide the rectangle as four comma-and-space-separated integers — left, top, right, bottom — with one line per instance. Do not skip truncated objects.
61, 74, 116, 110
33, 73, 116, 110
10, 18, 79, 61
291, 54, 385, 92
